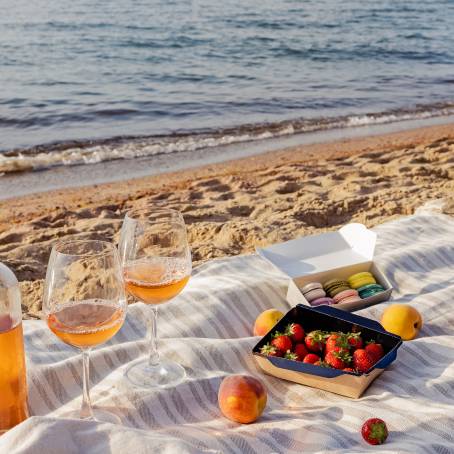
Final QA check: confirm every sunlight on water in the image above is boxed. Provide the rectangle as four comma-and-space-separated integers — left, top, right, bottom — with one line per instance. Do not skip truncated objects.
0, 0, 453, 164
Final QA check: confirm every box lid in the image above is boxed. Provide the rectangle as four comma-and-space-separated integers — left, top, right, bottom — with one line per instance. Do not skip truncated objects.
256, 223, 376, 278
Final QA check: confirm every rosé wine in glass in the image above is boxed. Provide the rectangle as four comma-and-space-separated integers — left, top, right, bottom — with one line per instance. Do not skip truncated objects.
43, 240, 126, 423
119, 207, 191, 389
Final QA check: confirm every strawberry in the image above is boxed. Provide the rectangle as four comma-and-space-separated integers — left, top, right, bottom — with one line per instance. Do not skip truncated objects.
325, 332, 350, 354
314, 360, 328, 367
304, 330, 326, 352
285, 323, 305, 343
260, 343, 283, 357
271, 334, 293, 353
365, 341, 384, 362
343, 367, 355, 373
293, 343, 309, 361
347, 332, 363, 350
303, 353, 320, 364
353, 349, 375, 373
284, 350, 298, 361
325, 350, 352, 370
361, 418, 388, 445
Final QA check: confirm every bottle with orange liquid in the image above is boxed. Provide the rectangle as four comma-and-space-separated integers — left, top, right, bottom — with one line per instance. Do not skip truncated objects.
0, 263, 29, 434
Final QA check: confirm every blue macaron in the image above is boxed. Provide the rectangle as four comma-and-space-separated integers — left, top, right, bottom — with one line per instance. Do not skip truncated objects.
358, 283, 385, 299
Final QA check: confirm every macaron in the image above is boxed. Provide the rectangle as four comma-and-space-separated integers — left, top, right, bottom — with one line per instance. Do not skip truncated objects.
347, 272, 376, 289
300, 282, 326, 302
323, 278, 350, 298
333, 289, 360, 304
358, 283, 385, 299
339, 295, 363, 304
310, 297, 335, 307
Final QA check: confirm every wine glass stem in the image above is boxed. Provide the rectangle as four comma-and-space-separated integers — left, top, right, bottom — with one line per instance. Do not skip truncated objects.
80, 350, 94, 420
148, 306, 160, 367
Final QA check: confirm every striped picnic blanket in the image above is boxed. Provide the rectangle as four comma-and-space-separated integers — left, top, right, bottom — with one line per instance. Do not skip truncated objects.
1, 213, 454, 453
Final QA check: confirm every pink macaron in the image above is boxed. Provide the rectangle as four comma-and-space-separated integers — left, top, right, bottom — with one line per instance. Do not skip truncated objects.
333, 289, 359, 304
339, 296, 363, 304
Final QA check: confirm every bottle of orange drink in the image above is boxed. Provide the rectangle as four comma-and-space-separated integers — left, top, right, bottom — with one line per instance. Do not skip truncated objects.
0, 263, 29, 434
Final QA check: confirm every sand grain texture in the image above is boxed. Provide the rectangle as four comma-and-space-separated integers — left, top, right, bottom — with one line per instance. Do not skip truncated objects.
1, 124, 453, 318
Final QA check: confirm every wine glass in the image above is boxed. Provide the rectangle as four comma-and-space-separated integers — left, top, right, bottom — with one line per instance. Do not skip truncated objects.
118, 207, 191, 388
43, 239, 127, 423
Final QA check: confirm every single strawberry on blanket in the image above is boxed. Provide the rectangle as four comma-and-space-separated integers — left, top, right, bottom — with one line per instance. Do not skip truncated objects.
285, 323, 305, 343
271, 334, 292, 353
361, 418, 388, 445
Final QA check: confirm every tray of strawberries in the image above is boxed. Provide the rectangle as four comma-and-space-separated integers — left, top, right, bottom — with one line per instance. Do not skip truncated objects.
252, 304, 402, 398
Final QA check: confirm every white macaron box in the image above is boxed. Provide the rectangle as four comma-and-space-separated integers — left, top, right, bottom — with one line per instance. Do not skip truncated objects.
256, 223, 393, 312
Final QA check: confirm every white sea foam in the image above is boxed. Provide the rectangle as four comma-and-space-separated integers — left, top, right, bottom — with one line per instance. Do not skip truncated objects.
346, 110, 439, 126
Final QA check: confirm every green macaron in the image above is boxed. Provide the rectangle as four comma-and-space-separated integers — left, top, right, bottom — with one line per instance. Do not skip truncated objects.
358, 283, 385, 299
323, 278, 351, 298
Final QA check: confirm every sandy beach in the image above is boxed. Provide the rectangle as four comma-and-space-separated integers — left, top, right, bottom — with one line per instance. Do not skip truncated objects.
1, 122, 453, 318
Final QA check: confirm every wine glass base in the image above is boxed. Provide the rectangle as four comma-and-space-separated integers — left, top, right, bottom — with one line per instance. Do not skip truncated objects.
61, 408, 122, 424
125, 357, 186, 389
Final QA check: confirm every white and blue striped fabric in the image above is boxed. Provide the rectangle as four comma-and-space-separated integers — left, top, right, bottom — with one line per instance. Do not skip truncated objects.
1, 213, 454, 453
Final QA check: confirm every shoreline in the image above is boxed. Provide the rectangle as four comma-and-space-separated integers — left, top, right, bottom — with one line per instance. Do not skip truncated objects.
0, 122, 453, 318
1, 121, 454, 219
1, 114, 454, 200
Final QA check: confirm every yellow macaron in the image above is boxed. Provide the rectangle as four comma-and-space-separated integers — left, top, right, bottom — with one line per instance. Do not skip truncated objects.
347, 272, 376, 289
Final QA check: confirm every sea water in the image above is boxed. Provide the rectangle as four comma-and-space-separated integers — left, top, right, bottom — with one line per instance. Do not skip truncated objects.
0, 0, 453, 173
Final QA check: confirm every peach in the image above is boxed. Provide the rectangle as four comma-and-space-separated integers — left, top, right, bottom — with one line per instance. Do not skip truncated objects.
218, 375, 267, 424
381, 304, 423, 340
253, 309, 284, 337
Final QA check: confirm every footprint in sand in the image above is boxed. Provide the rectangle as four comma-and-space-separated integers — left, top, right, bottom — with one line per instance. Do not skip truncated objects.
275, 182, 300, 194
211, 192, 234, 201
227, 205, 254, 217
